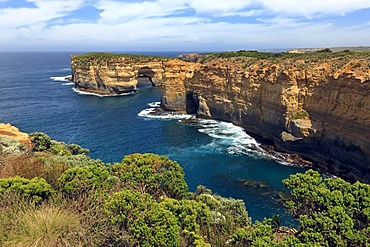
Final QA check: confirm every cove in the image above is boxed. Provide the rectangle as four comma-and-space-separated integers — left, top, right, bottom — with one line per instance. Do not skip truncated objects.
0, 52, 305, 223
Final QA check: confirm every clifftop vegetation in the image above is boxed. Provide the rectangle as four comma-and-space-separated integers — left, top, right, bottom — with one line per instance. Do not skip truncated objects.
71, 52, 170, 68
0, 131, 369, 246
203, 49, 370, 62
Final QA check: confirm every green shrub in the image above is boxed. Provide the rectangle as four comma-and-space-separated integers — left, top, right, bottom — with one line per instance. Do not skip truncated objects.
283, 169, 370, 246
30, 132, 52, 152
0, 136, 26, 155
230, 220, 277, 247
68, 143, 90, 155
0, 176, 54, 203
161, 198, 211, 245
111, 153, 188, 199
161, 198, 211, 232
30, 132, 90, 156
58, 165, 119, 196
43, 154, 103, 168
182, 230, 211, 247
105, 189, 180, 246
197, 193, 250, 230
49, 140, 71, 156
292, 110, 309, 120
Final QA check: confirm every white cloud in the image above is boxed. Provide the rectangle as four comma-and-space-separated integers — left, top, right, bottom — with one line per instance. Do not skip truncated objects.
1, 0, 370, 51
258, 0, 370, 17
96, 0, 190, 24
0, 0, 86, 28
188, 0, 253, 15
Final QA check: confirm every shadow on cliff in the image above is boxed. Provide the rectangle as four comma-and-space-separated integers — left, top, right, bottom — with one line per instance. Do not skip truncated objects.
137, 67, 155, 87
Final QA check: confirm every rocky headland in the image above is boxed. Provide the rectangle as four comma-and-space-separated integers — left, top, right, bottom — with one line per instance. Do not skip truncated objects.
71, 51, 370, 182
71, 53, 197, 95
0, 123, 32, 151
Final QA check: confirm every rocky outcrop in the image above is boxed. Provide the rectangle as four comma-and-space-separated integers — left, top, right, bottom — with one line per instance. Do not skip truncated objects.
71, 53, 179, 94
161, 55, 370, 182
0, 123, 32, 155
71, 52, 370, 182
0, 123, 31, 148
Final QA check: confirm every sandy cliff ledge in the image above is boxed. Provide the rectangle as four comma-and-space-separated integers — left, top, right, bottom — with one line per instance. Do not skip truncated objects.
0, 123, 32, 148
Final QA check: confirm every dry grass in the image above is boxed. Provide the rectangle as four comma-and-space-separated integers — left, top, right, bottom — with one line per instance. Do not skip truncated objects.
1, 200, 85, 247
0, 154, 69, 188
0, 190, 119, 247
0, 154, 44, 179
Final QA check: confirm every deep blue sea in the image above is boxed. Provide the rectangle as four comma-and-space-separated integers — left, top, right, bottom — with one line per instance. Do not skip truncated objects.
0, 52, 305, 224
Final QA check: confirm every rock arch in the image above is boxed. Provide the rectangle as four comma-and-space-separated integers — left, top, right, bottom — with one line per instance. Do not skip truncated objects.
137, 66, 156, 87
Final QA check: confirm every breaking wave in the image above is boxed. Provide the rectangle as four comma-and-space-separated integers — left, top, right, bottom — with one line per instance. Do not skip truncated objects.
138, 102, 195, 119
138, 102, 294, 165
50, 75, 71, 82
72, 88, 135, 97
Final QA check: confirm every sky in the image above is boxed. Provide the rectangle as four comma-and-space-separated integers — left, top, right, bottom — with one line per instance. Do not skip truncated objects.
0, 0, 370, 52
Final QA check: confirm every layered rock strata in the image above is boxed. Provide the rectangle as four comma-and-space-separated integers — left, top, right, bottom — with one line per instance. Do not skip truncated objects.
71, 52, 370, 182
162, 56, 370, 182
0, 123, 31, 148
71, 53, 194, 94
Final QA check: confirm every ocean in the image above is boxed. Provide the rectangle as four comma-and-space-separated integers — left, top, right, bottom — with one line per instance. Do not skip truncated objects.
0, 51, 305, 224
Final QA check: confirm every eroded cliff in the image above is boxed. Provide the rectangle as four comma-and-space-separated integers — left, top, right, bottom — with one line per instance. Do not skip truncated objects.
161, 53, 370, 182
71, 53, 197, 95
71, 52, 370, 182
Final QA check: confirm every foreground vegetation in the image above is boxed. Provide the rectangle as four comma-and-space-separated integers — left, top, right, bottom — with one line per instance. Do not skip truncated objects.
0, 132, 369, 246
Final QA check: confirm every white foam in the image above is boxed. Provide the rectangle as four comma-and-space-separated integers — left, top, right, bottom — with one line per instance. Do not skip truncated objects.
190, 119, 297, 165
50, 75, 72, 82
147, 102, 161, 108
60, 68, 71, 71
62, 82, 75, 86
138, 108, 195, 120
195, 119, 262, 155
72, 88, 135, 97
138, 103, 295, 165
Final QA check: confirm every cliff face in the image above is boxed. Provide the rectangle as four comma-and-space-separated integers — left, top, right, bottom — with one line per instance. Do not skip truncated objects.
71, 54, 167, 94
71, 54, 198, 95
161, 56, 370, 182
0, 123, 32, 155
71, 52, 370, 182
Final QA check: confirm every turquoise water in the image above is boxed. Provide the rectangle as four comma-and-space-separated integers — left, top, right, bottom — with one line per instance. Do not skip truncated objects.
0, 52, 305, 224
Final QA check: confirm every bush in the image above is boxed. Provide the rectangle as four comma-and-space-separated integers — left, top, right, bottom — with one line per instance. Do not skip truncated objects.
283, 169, 370, 246
0, 136, 26, 155
49, 140, 71, 156
105, 189, 180, 246
162, 198, 211, 232
0, 176, 54, 203
68, 143, 90, 155
161, 198, 211, 245
30, 132, 51, 152
111, 153, 188, 199
292, 110, 309, 120
30, 132, 89, 156
58, 165, 119, 197
230, 219, 277, 247
198, 194, 250, 228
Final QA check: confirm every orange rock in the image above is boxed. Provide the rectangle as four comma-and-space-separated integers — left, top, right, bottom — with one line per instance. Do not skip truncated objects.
0, 123, 32, 148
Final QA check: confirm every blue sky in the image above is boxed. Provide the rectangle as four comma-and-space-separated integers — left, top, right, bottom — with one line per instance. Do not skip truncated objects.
1, 0, 370, 51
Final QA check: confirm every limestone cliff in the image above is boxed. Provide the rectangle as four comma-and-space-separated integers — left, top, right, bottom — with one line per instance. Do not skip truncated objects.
161, 53, 370, 182
0, 123, 32, 155
0, 123, 31, 148
71, 52, 370, 182
71, 53, 194, 94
